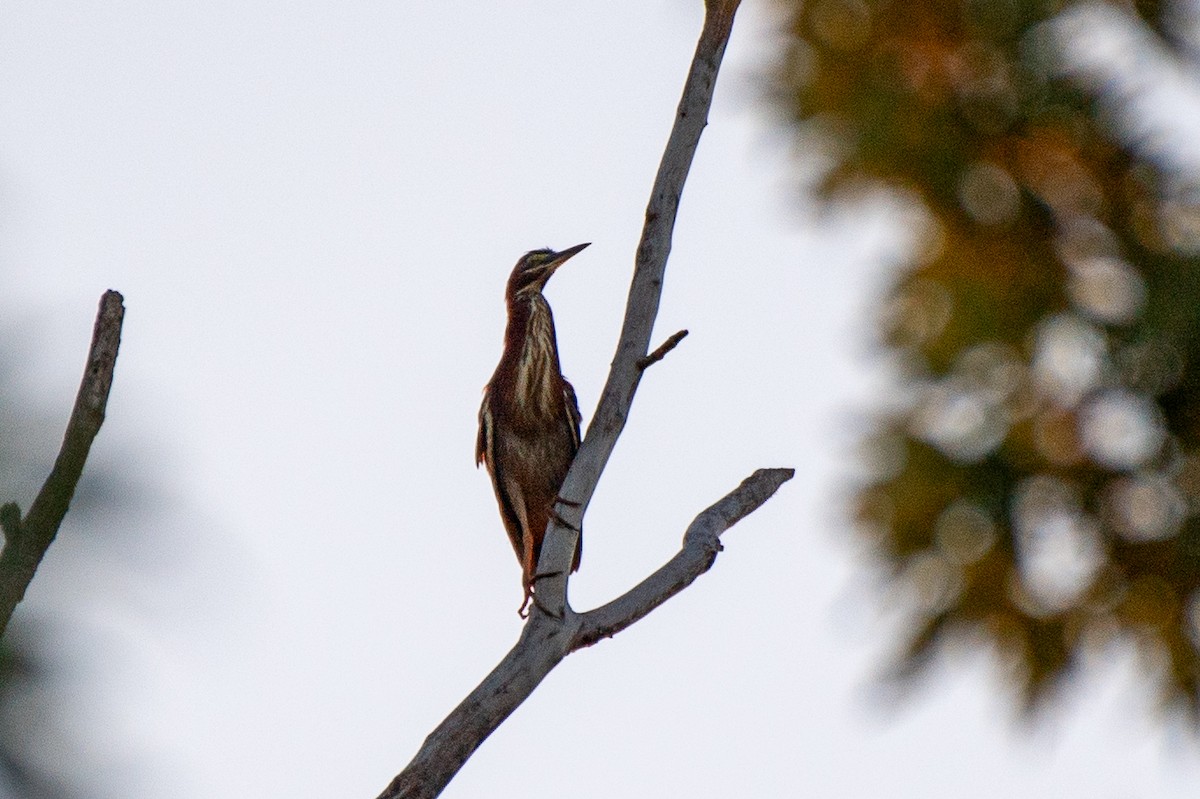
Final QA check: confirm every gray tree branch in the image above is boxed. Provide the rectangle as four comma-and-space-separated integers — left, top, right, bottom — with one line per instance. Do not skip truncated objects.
572, 468, 795, 650
376, 3, 797, 797
537, 0, 743, 618
0, 290, 125, 638
637, 328, 689, 370
377, 468, 791, 799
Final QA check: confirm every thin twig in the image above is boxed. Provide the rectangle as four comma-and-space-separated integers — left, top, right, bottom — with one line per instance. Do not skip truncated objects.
637, 329, 689, 370
0, 290, 125, 638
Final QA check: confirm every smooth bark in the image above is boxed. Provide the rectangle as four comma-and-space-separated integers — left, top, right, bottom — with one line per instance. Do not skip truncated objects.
536, 1, 745, 614
376, 3, 796, 797
378, 469, 790, 799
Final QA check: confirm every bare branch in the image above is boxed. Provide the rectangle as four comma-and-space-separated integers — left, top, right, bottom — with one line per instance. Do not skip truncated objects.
0, 290, 125, 638
377, 469, 791, 799
536, 0, 743, 619
0, 503, 21, 545
637, 329, 689, 370
377, 614, 580, 799
573, 468, 794, 650
377, 4, 769, 795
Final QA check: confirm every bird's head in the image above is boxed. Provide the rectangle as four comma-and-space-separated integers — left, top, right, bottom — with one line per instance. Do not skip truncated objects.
506, 242, 590, 300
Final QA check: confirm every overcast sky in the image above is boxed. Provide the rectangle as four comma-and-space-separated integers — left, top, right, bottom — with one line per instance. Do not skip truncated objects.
4, 2, 1200, 797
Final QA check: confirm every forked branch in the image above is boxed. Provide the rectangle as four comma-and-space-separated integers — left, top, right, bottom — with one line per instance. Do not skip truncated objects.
377, 467, 791, 799
572, 468, 794, 649
0, 290, 125, 638
536, 0, 743, 617
376, 3, 797, 797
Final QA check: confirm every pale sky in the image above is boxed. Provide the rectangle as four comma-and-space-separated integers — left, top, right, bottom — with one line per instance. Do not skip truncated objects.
3, 2, 1200, 798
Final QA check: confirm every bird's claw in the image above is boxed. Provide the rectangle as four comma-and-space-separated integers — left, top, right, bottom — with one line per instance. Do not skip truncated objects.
515, 571, 566, 619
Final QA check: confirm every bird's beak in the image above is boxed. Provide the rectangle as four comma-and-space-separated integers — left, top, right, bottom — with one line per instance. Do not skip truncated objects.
547, 242, 590, 272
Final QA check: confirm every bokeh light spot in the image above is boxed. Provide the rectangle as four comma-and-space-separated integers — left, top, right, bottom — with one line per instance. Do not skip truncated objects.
912, 342, 1027, 462
1031, 313, 1107, 407
1012, 475, 1103, 615
913, 378, 1005, 462
935, 500, 998, 563
1160, 198, 1200, 253
904, 551, 961, 614
1066, 256, 1145, 325
1080, 389, 1165, 470
1103, 474, 1185, 541
883, 278, 954, 349
958, 161, 1021, 225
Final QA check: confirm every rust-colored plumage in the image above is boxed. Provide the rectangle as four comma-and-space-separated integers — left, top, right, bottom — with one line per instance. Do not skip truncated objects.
477, 243, 587, 615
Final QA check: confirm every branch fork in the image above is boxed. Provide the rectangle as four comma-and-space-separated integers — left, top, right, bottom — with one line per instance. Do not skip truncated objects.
378, 2, 793, 796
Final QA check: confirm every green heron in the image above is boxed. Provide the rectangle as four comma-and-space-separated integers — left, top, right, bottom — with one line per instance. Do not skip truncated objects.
477, 243, 588, 616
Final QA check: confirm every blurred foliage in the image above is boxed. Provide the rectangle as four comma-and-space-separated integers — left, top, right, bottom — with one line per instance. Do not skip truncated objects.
0, 323, 137, 799
0, 351, 78, 799
0, 633, 71, 799
773, 0, 1200, 715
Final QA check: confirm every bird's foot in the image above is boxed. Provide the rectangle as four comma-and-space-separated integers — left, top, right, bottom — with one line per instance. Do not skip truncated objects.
516, 570, 564, 620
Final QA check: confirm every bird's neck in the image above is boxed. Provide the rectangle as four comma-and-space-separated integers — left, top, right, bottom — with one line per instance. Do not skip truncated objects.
504, 293, 563, 417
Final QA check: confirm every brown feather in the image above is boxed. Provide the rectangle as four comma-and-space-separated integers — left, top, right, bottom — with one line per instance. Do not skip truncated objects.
477, 250, 585, 607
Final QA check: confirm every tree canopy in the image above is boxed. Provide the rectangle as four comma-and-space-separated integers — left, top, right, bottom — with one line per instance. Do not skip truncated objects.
774, 0, 1200, 716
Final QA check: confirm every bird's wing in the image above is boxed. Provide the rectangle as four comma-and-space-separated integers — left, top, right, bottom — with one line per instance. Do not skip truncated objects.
561, 379, 584, 572
563, 380, 582, 451
496, 471, 530, 569
477, 391, 527, 563
476, 391, 492, 467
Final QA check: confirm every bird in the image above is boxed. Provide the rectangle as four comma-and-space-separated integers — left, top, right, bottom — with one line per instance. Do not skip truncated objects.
477, 243, 588, 616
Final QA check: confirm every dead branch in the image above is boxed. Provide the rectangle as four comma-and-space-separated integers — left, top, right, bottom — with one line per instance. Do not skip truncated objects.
375, 3, 798, 796
637, 329, 689, 370
0, 290, 125, 638
573, 468, 794, 649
